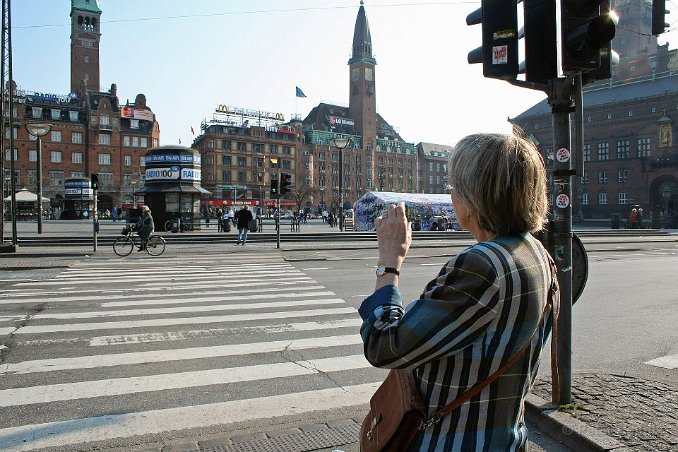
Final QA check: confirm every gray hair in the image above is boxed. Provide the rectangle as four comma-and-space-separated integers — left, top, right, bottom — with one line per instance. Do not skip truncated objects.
448, 132, 548, 234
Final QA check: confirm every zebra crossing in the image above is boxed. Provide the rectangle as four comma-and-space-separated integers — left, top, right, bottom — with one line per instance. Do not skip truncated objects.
0, 253, 382, 451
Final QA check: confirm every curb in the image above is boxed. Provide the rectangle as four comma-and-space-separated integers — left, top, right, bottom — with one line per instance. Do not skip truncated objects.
524, 393, 630, 452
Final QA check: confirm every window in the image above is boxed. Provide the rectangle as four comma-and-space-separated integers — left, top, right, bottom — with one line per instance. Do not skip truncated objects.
598, 171, 608, 184
282, 160, 291, 170
257, 158, 264, 167
139, 156, 145, 166
270, 145, 278, 154
98, 172, 113, 188
208, 139, 214, 149
49, 171, 64, 187
71, 171, 85, 178
222, 171, 231, 182
597, 142, 609, 161
124, 155, 132, 166
282, 146, 291, 155
237, 142, 246, 151
140, 137, 148, 147
29, 149, 37, 162
238, 171, 247, 182
32, 107, 43, 119
237, 157, 246, 166
99, 133, 111, 145
636, 138, 651, 157
100, 115, 110, 126
253, 143, 264, 153
4, 148, 18, 161
130, 119, 139, 129
72, 132, 83, 144
51, 109, 61, 120
132, 136, 139, 147
6, 127, 18, 139
580, 171, 589, 184
618, 169, 628, 183
98, 153, 111, 165
581, 191, 589, 205
123, 136, 131, 147
583, 144, 591, 162
69, 111, 79, 121
598, 192, 608, 205
616, 140, 629, 159
618, 192, 629, 205
50, 151, 62, 163
72, 152, 83, 164
51, 131, 62, 142
123, 173, 132, 187
222, 140, 231, 150
223, 156, 232, 166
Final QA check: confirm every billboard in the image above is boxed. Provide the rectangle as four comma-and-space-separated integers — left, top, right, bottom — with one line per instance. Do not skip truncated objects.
121, 106, 154, 122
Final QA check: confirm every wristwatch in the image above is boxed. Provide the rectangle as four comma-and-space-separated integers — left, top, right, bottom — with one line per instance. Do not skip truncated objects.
376, 265, 400, 277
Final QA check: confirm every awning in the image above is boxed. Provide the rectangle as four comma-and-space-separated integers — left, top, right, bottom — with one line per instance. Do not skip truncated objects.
4, 188, 50, 203
136, 183, 211, 194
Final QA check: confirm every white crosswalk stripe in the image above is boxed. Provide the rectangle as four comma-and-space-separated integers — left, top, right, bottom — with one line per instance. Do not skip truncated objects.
0, 253, 379, 451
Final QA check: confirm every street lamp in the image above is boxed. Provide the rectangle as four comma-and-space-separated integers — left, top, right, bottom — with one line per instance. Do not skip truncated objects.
332, 136, 350, 232
378, 168, 385, 192
25, 123, 52, 234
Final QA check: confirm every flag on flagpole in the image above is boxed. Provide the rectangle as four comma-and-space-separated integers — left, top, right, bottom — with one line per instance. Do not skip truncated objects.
179, 138, 182, 144
191, 126, 195, 135
295, 86, 307, 98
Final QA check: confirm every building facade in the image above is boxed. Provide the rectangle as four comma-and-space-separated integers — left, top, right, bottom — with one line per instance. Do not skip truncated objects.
511, 3, 678, 227
2, 0, 159, 215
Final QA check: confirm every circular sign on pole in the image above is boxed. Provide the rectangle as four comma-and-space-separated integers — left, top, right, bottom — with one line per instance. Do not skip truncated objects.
556, 147, 571, 163
556, 193, 570, 208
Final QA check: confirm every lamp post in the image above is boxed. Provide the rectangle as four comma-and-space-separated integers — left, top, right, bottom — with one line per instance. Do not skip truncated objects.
25, 123, 51, 234
332, 136, 350, 232
378, 168, 385, 192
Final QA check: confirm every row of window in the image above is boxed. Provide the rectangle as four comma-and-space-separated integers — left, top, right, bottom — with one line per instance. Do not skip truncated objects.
545, 138, 653, 163
579, 191, 633, 205
534, 105, 671, 130
206, 140, 293, 155
9, 126, 153, 148
4, 169, 144, 189
579, 169, 629, 184
4, 149, 142, 167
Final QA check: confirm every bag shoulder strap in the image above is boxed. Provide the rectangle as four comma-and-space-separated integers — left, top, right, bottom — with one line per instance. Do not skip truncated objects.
420, 263, 556, 430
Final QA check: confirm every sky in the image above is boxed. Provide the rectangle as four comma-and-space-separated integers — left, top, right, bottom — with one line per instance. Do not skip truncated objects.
9, 0, 678, 148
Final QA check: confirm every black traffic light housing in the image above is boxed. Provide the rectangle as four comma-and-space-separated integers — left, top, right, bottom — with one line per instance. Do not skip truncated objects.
280, 173, 291, 196
270, 178, 279, 198
652, 0, 669, 36
90, 173, 99, 191
521, 0, 558, 85
466, 0, 519, 80
561, 0, 617, 73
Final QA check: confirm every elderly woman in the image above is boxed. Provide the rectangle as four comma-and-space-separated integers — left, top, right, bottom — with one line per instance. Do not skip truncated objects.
359, 132, 557, 451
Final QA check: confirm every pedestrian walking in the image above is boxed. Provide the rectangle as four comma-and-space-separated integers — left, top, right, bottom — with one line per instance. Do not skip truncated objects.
228, 208, 235, 226
234, 205, 253, 245
359, 132, 557, 450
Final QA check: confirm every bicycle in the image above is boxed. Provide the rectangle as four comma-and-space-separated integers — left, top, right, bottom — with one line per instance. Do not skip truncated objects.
113, 225, 166, 256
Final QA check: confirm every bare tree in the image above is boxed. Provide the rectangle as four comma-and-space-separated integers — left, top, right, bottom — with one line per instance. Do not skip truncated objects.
293, 181, 316, 212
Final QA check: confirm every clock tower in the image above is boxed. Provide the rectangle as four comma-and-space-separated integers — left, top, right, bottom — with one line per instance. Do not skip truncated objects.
348, 1, 377, 152
70, 0, 102, 94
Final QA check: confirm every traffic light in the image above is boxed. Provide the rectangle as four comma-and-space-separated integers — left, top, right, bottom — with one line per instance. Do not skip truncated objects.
270, 178, 279, 198
466, 0, 519, 81
90, 173, 99, 191
280, 173, 291, 196
561, 0, 617, 73
652, 0, 669, 36
521, 0, 558, 85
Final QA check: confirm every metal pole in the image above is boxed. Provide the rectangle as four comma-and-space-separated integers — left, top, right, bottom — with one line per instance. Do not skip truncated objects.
36, 136, 42, 234
92, 188, 97, 252
276, 166, 280, 249
339, 147, 344, 232
548, 76, 574, 405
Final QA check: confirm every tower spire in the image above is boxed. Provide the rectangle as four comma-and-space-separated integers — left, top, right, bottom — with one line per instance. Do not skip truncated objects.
349, 1, 375, 65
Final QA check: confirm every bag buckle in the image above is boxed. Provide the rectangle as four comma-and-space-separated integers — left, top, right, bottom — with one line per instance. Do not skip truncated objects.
418, 415, 441, 430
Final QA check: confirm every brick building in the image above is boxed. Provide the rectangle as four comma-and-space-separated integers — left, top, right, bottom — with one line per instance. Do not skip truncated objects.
3, 0, 159, 215
511, 1, 677, 227
194, 2, 452, 214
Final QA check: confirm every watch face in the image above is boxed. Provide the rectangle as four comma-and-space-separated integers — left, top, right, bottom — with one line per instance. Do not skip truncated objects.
376, 265, 385, 276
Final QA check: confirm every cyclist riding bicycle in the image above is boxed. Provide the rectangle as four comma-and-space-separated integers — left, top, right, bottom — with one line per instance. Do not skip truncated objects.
136, 205, 155, 251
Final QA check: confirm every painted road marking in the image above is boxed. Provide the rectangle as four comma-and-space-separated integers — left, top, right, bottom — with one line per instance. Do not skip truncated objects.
0, 334, 362, 374
645, 353, 678, 369
0, 354, 370, 407
0, 382, 380, 451
11, 307, 357, 335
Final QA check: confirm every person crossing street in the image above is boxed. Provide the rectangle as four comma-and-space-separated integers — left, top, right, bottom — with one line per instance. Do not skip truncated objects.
234, 205, 253, 245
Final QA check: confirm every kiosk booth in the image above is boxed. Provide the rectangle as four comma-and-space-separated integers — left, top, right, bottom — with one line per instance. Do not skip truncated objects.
61, 178, 94, 219
136, 146, 210, 231
3, 188, 50, 221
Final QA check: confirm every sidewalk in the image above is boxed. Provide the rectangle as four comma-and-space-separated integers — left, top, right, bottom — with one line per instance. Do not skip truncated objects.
528, 372, 678, 451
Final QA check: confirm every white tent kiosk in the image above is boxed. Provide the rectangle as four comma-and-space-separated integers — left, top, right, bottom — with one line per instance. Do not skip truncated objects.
3, 188, 50, 220
353, 191, 457, 232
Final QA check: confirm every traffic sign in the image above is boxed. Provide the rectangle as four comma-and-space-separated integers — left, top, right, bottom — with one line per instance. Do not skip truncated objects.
217, 185, 247, 189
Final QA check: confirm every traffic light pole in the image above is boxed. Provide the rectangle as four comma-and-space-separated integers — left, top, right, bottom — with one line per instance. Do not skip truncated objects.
276, 168, 281, 250
548, 76, 575, 405
92, 188, 98, 252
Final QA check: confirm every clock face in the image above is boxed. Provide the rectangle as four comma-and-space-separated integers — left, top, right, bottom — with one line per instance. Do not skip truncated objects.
365, 68, 373, 81
351, 68, 360, 81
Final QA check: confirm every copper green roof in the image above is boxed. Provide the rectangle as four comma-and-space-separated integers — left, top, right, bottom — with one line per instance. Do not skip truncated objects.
72, 0, 101, 14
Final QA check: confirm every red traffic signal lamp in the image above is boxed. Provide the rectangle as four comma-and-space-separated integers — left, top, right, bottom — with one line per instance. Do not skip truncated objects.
561, 0, 617, 73
280, 173, 291, 196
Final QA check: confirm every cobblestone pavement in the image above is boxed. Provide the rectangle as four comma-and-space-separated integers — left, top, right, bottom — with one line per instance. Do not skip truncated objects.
531, 373, 678, 451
